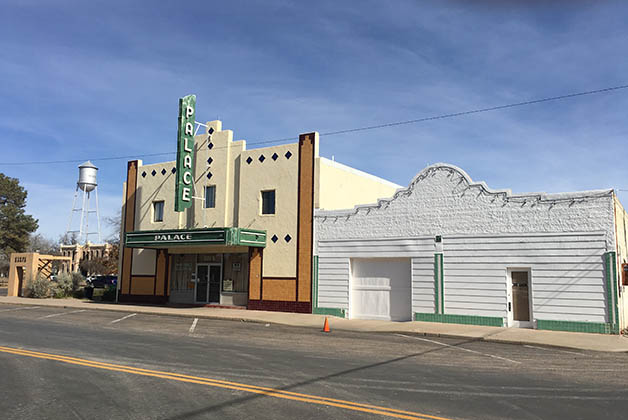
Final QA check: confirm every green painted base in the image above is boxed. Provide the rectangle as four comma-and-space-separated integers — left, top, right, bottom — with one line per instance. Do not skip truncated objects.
536, 319, 618, 335
414, 312, 504, 327
313, 307, 346, 317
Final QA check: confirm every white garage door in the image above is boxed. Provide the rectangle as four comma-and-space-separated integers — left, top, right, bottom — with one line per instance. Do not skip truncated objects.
350, 258, 412, 321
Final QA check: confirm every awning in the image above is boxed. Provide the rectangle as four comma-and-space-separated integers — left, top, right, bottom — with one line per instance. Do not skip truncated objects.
125, 227, 266, 248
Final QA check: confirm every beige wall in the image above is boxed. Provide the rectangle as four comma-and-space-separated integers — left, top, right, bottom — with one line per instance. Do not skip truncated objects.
239, 143, 300, 277
614, 196, 628, 329
317, 157, 401, 211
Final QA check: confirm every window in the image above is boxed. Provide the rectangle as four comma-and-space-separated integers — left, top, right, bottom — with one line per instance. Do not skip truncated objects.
204, 185, 216, 208
261, 190, 275, 215
153, 201, 164, 222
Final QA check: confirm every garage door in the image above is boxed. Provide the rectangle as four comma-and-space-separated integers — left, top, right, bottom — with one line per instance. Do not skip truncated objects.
350, 258, 412, 321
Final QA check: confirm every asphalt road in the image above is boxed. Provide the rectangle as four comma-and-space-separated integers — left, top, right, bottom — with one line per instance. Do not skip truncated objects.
0, 304, 627, 420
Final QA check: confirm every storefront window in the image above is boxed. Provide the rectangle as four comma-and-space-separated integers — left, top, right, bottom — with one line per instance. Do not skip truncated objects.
223, 253, 248, 293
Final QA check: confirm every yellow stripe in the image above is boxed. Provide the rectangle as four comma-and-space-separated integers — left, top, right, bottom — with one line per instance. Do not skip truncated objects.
0, 345, 453, 420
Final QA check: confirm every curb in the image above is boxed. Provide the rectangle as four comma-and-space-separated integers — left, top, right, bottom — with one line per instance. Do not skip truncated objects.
2, 299, 627, 353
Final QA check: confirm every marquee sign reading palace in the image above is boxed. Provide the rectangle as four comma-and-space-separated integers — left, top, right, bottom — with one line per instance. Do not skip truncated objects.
174, 94, 196, 212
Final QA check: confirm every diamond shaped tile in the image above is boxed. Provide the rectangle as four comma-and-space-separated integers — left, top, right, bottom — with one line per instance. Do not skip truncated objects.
161, 168, 166, 175
171, 167, 176, 174
207, 157, 213, 165
259, 154, 265, 163
272, 153, 278, 161
246, 156, 253, 165
284, 234, 292, 243
141, 171, 147, 178
208, 142, 214, 150
151, 170, 156, 176
285, 151, 292, 159
271, 235, 278, 243
207, 172, 212, 179
208, 127, 214, 134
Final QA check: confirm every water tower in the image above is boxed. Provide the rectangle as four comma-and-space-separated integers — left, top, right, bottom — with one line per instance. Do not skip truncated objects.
65, 161, 102, 244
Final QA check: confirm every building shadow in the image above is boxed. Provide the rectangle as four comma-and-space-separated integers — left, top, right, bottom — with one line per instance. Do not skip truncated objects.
162, 337, 480, 419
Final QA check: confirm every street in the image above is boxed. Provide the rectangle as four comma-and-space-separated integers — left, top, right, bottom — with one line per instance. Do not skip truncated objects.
0, 305, 627, 420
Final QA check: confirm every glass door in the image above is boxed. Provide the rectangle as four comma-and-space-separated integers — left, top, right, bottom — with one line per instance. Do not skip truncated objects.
195, 264, 209, 303
208, 264, 222, 303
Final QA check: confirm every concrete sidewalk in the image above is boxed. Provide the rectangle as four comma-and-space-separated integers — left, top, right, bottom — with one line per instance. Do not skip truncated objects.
1, 296, 627, 353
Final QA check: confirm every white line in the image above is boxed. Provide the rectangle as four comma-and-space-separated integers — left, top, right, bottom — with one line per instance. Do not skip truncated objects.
395, 333, 521, 364
524, 344, 583, 356
38, 310, 85, 319
110, 313, 137, 324
189, 318, 199, 334
0, 306, 40, 312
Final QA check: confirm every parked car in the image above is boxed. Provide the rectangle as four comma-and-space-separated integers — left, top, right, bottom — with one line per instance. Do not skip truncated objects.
88, 275, 117, 288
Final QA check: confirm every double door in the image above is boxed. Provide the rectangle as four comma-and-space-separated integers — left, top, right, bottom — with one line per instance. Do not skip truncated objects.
195, 263, 222, 304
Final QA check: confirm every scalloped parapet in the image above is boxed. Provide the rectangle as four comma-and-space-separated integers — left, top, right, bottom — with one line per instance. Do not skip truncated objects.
315, 163, 615, 246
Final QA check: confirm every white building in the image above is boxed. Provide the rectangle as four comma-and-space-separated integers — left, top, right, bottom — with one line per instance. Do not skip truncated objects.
313, 163, 628, 334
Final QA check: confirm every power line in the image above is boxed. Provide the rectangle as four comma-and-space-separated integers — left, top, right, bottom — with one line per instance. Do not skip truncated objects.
1, 83, 627, 166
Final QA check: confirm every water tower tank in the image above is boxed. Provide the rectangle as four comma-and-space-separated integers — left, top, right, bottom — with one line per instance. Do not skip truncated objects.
78, 161, 98, 192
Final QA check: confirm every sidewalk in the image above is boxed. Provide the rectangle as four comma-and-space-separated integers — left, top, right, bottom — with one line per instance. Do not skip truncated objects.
1, 296, 627, 353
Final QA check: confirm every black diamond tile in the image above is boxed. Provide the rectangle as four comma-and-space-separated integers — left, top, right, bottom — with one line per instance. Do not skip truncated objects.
259, 154, 265, 163
207, 157, 213, 165
161, 168, 166, 175
207, 172, 212, 179
272, 153, 278, 161
208, 127, 214, 134
284, 234, 292, 243
151, 170, 156, 176
171, 167, 176, 174
271, 235, 278, 243
208, 142, 214, 149
141, 171, 147, 178
246, 156, 253, 165
285, 151, 292, 159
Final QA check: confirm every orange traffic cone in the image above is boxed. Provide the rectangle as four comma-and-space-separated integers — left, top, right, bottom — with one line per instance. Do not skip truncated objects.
322, 317, 331, 333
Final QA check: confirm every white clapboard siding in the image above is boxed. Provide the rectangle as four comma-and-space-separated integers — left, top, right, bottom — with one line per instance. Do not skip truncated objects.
442, 232, 608, 323
317, 237, 434, 315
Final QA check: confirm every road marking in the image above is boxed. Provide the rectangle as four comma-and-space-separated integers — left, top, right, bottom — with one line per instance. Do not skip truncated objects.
0, 306, 40, 312
38, 310, 86, 319
110, 313, 136, 324
524, 344, 583, 356
395, 334, 521, 364
189, 318, 198, 334
0, 345, 452, 420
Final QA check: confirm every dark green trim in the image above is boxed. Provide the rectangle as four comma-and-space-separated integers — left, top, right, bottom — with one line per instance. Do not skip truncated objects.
434, 253, 444, 314
536, 319, 616, 334
439, 254, 444, 314
125, 227, 266, 248
313, 307, 346, 317
604, 251, 619, 331
312, 255, 319, 308
414, 312, 504, 327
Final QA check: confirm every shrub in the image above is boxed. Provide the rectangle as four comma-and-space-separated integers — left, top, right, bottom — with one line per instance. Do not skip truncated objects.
70, 272, 85, 292
26, 276, 51, 298
52, 273, 73, 298
102, 285, 117, 302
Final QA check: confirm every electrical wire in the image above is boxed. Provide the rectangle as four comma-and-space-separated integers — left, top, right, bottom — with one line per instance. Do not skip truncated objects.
1, 83, 627, 166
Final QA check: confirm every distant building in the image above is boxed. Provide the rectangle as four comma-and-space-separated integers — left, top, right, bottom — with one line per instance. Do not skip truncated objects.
60, 243, 113, 275
119, 120, 400, 310
314, 163, 628, 334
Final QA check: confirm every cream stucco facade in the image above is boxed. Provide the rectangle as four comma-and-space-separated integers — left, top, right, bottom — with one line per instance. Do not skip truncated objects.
119, 120, 399, 311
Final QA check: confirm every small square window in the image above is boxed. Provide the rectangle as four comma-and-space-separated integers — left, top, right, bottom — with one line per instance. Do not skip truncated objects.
261, 190, 275, 215
153, 201, 164, 222
204, 185, 216, 209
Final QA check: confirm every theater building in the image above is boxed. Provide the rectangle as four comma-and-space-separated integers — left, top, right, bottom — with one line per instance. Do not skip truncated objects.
314, 163, 628, 334
118, 119, 400, 312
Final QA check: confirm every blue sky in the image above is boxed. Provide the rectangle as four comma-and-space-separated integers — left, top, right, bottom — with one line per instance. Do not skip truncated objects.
1, 0, 627, 240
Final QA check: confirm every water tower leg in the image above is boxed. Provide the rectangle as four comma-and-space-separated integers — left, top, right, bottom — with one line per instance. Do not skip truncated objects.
66, 185, 79, 239
95, 186, 102, 243
79, 188, 88, 243
85, 191, 90, 244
